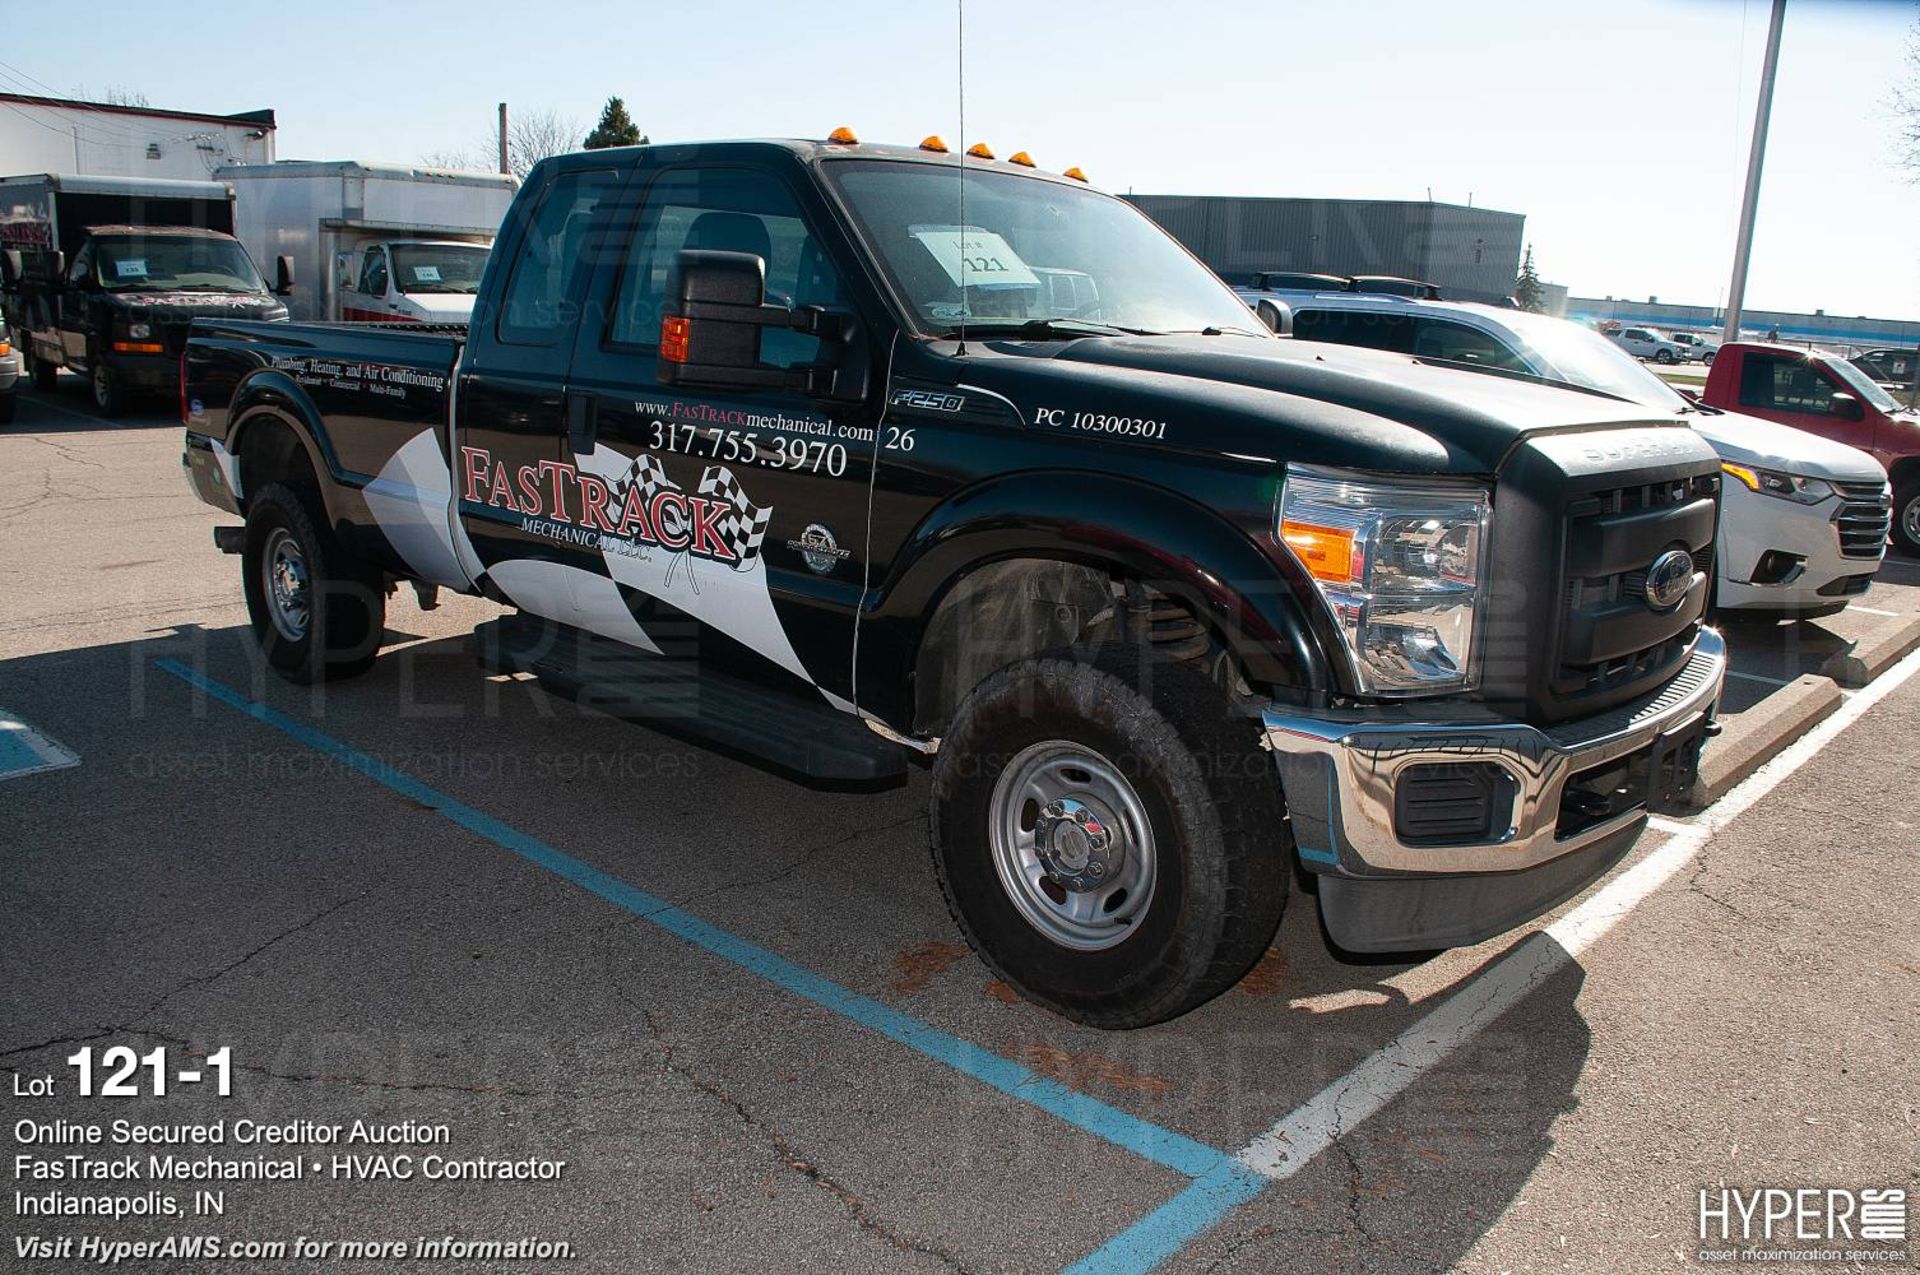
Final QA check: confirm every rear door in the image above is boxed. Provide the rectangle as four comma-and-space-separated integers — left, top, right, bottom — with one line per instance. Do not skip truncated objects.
454, 164, 631, 630
553, 162, 881, 709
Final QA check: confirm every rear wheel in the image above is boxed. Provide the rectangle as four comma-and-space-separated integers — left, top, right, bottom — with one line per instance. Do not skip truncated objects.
241, 482, 385, 683
929, 647, 1289, 1028
1894, 481, 1920, 558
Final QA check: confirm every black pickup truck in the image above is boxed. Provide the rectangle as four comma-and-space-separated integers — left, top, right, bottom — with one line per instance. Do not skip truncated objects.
182, 135, 1727, 1027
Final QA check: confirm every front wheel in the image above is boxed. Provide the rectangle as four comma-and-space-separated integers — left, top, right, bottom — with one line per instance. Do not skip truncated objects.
1655, 349, 1675, 364
241, 483, 386, 683
0, 391, 13, 424
91, 363, 124, 417
29, 350, 57, 393
1894, 481, 1920, 558
929, 648, 1289, 1028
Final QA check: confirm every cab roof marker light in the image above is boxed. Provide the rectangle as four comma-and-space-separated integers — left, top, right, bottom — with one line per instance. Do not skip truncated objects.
919, 135, 949, 153
827, 126, 859, 144
966, 142, 994, 159
1008, 151, 1036, 167
1062, 166, 1089, 182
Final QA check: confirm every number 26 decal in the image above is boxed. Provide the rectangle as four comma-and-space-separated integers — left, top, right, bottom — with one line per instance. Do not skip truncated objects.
883, 426, 917, 452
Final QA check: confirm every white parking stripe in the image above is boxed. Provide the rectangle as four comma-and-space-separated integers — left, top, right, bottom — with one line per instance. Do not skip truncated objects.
1726, 669, 1793, 687
17, 394, 130, 428
1234, 641, 1920, 1182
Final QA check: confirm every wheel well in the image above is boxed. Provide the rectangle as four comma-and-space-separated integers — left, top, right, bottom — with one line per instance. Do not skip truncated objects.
910, 556, 1256, 735
1889, 456, 1920, 493
235, 413, 318, 507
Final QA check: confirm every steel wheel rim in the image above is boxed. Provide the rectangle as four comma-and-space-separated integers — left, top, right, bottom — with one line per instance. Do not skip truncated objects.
92, 366, 111, 407
988, 740, 1157, 951
262, 527, 311, 641
1904, 493, 1920, 544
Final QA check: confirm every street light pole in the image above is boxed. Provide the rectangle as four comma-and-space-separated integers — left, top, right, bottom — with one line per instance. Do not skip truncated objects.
1723, 0, 1787, 346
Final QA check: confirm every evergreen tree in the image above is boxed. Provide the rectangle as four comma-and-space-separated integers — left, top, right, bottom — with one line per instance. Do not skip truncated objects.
1514, 245, 1546, 313
583, 97, 646, 150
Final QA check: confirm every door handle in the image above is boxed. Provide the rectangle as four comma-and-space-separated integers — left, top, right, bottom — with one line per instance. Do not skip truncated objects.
567, 390, 598, 456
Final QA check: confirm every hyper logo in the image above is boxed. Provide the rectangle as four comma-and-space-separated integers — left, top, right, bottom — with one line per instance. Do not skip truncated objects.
460, 446, 771, 568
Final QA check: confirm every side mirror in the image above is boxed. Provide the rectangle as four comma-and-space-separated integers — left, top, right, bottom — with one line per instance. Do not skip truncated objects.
51, 251, 66, 280
1829, 391, 1865, 422
274, 255, 295, 296
0, 249, 18, 288
658, 248, 863, 400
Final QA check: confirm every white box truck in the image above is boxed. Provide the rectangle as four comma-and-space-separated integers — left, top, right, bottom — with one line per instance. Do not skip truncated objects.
217, 161, 516, 324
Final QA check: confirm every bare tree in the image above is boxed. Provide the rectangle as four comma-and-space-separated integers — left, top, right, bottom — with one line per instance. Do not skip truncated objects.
1898, 21, 1920, 177
101, 86, 150, 108
421, 107, 583, 179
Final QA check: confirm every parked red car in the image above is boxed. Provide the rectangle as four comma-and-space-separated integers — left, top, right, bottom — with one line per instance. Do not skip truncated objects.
1702, 343, 1920, 555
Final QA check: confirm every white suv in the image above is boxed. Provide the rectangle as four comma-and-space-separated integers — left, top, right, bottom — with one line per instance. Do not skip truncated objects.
1277, 295, 1892, 619
1605, 325, 1689, 364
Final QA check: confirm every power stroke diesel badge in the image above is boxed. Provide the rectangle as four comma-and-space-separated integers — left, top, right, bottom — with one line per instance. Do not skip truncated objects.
788, 524, 850, 575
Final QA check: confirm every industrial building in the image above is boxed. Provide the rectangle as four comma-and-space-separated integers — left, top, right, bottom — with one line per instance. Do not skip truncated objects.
1568, 296, 1920, 351
0, 93, 276, 181
1124, 194, 1526, 302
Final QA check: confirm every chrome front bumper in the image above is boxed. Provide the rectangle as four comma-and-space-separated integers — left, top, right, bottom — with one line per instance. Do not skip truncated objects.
1262, 628, 1727, 876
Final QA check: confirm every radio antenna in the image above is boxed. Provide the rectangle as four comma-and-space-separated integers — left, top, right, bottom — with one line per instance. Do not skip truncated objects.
955, 0, 968, 358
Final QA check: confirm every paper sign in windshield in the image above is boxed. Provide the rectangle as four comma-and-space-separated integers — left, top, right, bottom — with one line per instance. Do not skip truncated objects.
114, 259, 149, 279
909, 226, 1039, 289
412, 265, 442, 282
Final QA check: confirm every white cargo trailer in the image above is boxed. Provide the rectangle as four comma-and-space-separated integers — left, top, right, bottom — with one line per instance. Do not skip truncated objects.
217, 161, 515, 323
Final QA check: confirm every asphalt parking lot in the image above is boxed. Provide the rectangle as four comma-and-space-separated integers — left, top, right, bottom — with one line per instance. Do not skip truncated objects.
3, 380, 1917, 1272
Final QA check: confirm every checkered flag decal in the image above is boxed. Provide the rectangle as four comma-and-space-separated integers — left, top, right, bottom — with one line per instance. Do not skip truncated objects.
698, 465, 772, 568
611, 453, 679, 518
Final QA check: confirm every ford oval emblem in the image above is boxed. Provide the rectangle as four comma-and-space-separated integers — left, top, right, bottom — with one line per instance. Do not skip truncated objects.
1644, 548, 1695, 611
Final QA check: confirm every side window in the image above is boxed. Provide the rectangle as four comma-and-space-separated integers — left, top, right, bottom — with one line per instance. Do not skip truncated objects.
67, 244, 92, 286
360, 248, 388, 297
496, 168, 625, 347
1409, 319, 1525, 370
607, 167, 842, 370
1291, 308, 1416, 354
1740, 354, 1839, 414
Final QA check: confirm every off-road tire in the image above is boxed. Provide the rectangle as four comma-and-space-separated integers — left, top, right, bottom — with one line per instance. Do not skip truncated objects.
241, 482, 385, 684
929, 646, 1290, 1029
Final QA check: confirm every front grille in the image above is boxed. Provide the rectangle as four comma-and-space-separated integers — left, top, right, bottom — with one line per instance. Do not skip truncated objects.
1556, 473, 1718, 700
1832, 481, 1891, 558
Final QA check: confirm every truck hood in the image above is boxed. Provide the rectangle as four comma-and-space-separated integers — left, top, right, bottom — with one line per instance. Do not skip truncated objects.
1688, 409, 1886, 481
105, 291, 283, 318
969, 334, 1694, 474
398, 293, 476, 320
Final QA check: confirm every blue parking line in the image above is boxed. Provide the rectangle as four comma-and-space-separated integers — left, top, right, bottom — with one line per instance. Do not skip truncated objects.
154, 658, 1228, 1182
1064, 1160, 1269, 1274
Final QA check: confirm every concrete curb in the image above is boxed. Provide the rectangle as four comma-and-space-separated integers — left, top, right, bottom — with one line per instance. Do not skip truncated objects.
1821, 613, 1920, 689
1681, 674, 1843, 810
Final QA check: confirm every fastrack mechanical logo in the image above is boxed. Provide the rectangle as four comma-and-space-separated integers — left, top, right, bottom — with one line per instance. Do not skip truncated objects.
460, 446, 771, 568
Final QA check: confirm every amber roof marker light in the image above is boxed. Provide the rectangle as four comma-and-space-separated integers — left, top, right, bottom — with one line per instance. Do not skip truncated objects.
1008, 151, 1036, 167
1062, 166, 1090, 182
966, 142, 994, 159
827, 126, 859, 144
919, 135, 949, 153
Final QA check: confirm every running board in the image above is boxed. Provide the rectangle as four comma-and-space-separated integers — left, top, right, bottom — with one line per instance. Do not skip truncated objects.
469, 615, 909, 788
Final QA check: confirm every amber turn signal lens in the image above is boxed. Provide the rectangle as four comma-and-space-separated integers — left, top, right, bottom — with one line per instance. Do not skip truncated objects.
1279, 520, 1356, 583
1720, 461, 1760, 491
966, 142, 994, 159
827, 126, 859, 144
660, 316, 691, 364
919, 135, 949, 153
112, 341, 165, 355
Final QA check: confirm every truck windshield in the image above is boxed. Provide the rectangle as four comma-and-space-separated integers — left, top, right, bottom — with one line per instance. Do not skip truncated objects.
93, 235, 266, 294
1820, 354, 1902, 414
391, 243, 489, 295
824, 160, 1265, 339
1499, 311, 1691, 411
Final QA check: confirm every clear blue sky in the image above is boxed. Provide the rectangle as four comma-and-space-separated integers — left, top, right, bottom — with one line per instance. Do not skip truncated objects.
5, 0, 1915, 318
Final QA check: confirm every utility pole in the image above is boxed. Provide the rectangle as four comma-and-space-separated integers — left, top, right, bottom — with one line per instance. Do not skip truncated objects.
497, 103, 510, 176
1722, 0, 1786, 345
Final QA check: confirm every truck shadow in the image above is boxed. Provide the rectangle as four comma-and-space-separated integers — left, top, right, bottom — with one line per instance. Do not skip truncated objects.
0, 621, 1593, 1270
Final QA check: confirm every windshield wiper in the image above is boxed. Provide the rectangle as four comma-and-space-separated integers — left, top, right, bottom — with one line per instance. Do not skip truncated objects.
941, 318, 1167, 340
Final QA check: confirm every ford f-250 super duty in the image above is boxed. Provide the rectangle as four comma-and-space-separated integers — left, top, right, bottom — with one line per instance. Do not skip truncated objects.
181, 134, 1727, 1027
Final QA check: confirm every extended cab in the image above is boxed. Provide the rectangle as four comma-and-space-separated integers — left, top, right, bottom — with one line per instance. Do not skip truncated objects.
1703, 342, 1920, 556
0, 174, 292, 416
182, 137, 1728, 1027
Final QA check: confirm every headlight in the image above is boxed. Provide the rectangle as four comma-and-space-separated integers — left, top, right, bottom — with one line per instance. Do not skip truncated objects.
1720, 462, 1832, 504
127, 322, 152, 339
1278, 468, 1490, 695
262, 306, 290, 322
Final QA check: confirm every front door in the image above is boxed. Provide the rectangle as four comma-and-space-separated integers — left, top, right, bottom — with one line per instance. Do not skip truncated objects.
454, 164, 631, 632
341, 245, 392, 322
1730, 350, 1877, 453
555, 163, 881, 710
